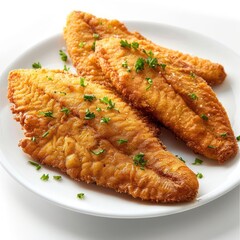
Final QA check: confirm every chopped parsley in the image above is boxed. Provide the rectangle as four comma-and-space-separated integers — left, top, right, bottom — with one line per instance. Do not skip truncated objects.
100, 117, 111, 123
133, 153, 147, 170
46, 76, 53, 81
53, 176, 62, 181
63, 65, 70, 71
196, 172, 203, 179
28, 161, 41, 170
190, 72, 196, 78
159, 63, 167, 70
201, 114, 208, 121
208, 145, 215, 149
80, 77, 87, 87
192, 158, 203, 165
131, 41, 139, 50
146, 56, 159, 69
84, 94, 96, 102
42, 131, 49, 138
59, 50, 68, 62
236, 135, 240, 141
79, 41, 86, 48
188, 93, 198, 100
122, 60, 131, 72
61, 107, 70, 115
40, 174, 49, 181
91, 149, 105, 155
32, 62, 42, 69
31, 136, 36, 142
145, 77, 153, 90
99, 96, 116, 110
39, 111, 54, 118
220, 133, 227, 137
120, 39, 131, 48
77, 193, 85, 199
91, 41, 96, 51
85, 109, 95, 120
93, 33, 100, 39
142, 49, 154, 57
175, 155, 185, 163
96, 107, 102, 112
135, 58, 145, 72
117, 139, 128, 144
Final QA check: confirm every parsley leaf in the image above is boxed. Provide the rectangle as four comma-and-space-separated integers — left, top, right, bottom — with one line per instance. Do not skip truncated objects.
196, 172, 203, 179
39, 111, 54, 118
59, 50, 68, 62
85, 109, 95, 120
84, 94, 96, 102
40, 174, 49, 181
91, 149, 105, 155
61, 107, 70, 115
192, 158, 203, 165
77, 193, 85, 199
32, 62, 42, 69
133, 153, 147, 170
201, 114, 208, 121
120, 39, 131, 48
117, 139, 128, 144
145, 77, 153, 90
53, 176, 62, 181
188, 93, 198, 100
28, 161, 41, 170
135, 58, 145, 72
100, 117, 111, 123
80, 77, 87, 87
42, 131, 49, 138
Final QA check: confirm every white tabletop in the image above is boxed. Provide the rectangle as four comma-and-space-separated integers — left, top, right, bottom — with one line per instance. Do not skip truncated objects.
0, 0, 239, 239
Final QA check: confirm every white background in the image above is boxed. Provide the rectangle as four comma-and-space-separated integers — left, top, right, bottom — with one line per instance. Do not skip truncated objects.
0, 0, 239, 239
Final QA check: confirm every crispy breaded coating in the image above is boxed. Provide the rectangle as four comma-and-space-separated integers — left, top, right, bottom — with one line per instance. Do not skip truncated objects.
95, 38, 238, 163
8, 69, 199, 203
65, 11, 226, 85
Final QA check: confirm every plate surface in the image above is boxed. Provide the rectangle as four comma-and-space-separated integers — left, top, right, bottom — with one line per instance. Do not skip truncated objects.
0, 21, 240, 218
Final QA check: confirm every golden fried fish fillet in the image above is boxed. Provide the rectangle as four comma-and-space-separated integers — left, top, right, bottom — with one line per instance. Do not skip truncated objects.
64, 11, 226, 86
8, 69, 199, 203
94, 37, 238, 163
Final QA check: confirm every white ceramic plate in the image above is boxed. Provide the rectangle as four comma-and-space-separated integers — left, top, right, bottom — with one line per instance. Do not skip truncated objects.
0, 21, 240, 218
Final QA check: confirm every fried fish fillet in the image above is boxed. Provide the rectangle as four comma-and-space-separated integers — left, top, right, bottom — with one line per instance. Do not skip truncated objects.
95, 37, 238, 163
64, 11, 226, 86
8, 69, 198, 203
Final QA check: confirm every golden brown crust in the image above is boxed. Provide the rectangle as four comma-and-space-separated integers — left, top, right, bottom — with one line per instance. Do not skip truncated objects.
8, 69, 198, 203
66, 11, 226, 85
94, 38, 238, 163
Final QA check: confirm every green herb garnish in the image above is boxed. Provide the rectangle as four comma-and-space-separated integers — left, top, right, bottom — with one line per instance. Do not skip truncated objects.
189, 93, 198, 100
220, 133, 227, 137
208, 145, 215, 149
28, 161, 41, 170
91, 41, 96, 51
120, 39, 131, 48
196, 172, 203, 179
117, 139, 128, 144
236, 135, 240, 141
42, 131, 49, 138
79, 41, 86, 48
96, 107, 102, 112
145, 77, 153, 90
84, 94, 96, 102
39, 111, 54, 118
99, 96, 116, 110
175, 155, 185, 163
40, 174, 49, 181
63, 65, 70, 71
61, 107, 70, 115
131, 41, 139, 50
31, 136, 36, 142
100, 117, 111, 124
59, 50, 68, 62
77, 193, 85, 199
135, 58, 145, 72
133, 153, 147, 170
91, 149, 105, 155
80, 77, 87, 87
93, 33, 100, 39
85, 109, 95, 120
190, 72, 196, 78
32, 62, 42, 69
159, 63, 167, 70
201, 114, 208, 121
192, 158, 203, 165
146, 57, 159, 69
53, 176, 62, 181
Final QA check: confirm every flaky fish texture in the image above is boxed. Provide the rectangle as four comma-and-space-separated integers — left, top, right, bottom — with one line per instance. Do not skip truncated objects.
64, 11, 226, 86
8, 69, 199, 203
95, 37, 238, 163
